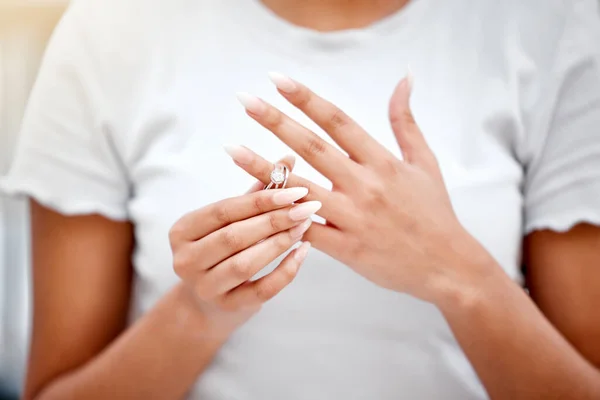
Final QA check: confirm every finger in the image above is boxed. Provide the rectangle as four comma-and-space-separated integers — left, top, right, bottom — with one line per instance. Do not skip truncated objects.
244, 180, 265, 194
302, 222, 349, 264
388, 73, 440, 177
170, 187, 309, 243
244, 155, 296, 194
223, 241, 311, 308
236, 92, 359, 185
278, 154, 296, 172
203, 219, 312, 295
224, 145, 350, 224
268, 72, 391, 165
191, 202, 320, 270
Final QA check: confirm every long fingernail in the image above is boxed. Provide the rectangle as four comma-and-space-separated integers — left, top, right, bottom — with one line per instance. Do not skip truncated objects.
272, 187, 309, 205
268, 71, 297, 94
289, 201, 322, 221
294, 241, 311, 262
289, 219, 312, 239
236, 92, 266, 115
223, 145, 254, 165
406, 65, 414, 95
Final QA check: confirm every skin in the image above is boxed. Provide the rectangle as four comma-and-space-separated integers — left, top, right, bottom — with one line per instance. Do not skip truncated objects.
229, 72, 600, 398
261, 0, 411, 31
23, 1, 600, 399
24, 159, 317, 400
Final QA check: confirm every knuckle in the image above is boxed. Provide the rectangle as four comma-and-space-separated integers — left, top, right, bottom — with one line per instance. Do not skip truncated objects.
368, 191, 387, 207
382, 157, 402, 176
303, 137, 327, 158
267, 213, 281, 232
168, 221, 185, 246
230, 257, 252, 279
172, 250, 192, 277
300, 181, 315, 197
276, 232, 293, 249
253, 194, 268, 213
389, 112, 402, 129
364, 181, 387, 206
282, 264, 298, 282
221, 228, 242, 250
294, 90, 311, 109
349, 237, 366, 260
255, 281, 278, 302
403, 109, 417, 127
363, 177, 385, 195
265, 108, 284, 128
328, 108, 349, 130
213, 203, 232, 225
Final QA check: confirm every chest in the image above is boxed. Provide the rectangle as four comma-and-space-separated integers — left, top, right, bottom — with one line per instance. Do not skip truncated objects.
121, 47, 527, 296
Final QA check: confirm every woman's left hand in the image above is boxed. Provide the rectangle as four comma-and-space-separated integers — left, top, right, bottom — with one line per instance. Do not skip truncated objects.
228, 73, 495, 303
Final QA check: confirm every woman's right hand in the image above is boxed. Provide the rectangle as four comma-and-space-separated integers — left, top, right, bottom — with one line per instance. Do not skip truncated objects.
169, 180, 319, 336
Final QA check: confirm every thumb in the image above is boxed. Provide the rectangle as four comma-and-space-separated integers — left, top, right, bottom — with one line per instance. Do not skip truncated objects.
388, 71, 431, 166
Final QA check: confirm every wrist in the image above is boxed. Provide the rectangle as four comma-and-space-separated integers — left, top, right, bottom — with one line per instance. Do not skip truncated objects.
170, 283, 236, 345
427, 230, 505, 313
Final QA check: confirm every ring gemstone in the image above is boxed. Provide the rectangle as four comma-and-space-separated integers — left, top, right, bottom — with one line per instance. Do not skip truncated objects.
264, 164, 289, 190
270, 168, 285, 184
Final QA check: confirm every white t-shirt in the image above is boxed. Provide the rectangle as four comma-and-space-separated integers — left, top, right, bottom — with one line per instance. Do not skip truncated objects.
3, 0, 600, 398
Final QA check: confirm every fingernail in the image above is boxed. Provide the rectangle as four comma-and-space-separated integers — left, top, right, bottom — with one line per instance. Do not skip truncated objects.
289, 201, 322, 221
289, 219, 312, 239
406, 65, 414, 94
272, 187, 309, 205
236, 92, 266, 115
223, 145, 253, 165
268, 71, 297, 93
294, 241, 311, 262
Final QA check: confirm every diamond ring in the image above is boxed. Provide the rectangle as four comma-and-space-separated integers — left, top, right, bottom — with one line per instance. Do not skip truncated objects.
264, 164, 289, 190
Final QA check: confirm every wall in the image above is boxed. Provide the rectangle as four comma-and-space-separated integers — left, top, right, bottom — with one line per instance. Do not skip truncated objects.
0, 2, 67, 394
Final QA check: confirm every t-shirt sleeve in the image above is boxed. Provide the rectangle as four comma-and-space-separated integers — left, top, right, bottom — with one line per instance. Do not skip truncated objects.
0, 6, 129, 221
523, 3, 600, 234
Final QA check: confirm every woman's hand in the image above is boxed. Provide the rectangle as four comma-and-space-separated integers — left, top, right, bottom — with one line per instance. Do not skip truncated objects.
169, 161, 320, 335
227, 74, 495, 304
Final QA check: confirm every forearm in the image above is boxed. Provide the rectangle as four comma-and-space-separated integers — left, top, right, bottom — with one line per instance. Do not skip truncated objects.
34, 283, 229, 400
436, 258, 600, 399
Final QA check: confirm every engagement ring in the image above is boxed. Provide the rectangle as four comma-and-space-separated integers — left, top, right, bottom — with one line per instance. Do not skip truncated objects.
264, 164, 289, 190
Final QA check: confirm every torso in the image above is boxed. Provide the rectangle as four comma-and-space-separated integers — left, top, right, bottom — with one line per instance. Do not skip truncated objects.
88, 0, 566, 398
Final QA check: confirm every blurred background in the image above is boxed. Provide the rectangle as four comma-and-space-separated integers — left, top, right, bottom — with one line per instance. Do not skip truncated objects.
1, 2, 68, 397
0, 0, 599, 398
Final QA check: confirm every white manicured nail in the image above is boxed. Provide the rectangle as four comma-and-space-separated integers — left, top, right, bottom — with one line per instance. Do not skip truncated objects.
223, 145, 253, 165
268, 71, 297, 93
289, 219, 312, 239
407, 65, 414, 94
272, 187, 309, 205
294, 241, 311, 262
236, 92, 266, 114
289, 201, 322, 221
